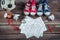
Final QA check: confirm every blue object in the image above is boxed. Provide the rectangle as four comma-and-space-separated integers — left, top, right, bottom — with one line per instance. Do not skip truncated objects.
37, 0, 43, 16
43, 0, 51, 16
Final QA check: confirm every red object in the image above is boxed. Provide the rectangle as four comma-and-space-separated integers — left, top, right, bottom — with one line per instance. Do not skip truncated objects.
7, 19, 19, 31
31, 0, 37, 14
47, 24, 53, 32
24, 0, 31, 13
32, 0, 36, 5
7, 19, 13, 25
13, 26, 19, 31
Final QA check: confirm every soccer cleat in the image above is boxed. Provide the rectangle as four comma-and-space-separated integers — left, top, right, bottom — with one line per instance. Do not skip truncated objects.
44, 1, 51, 16
37, 0, 43, 16
30, 0, 37, 16
24, 0, 31, 15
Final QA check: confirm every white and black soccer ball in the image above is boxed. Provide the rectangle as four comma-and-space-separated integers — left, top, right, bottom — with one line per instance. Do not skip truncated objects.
48, 14, 55, 21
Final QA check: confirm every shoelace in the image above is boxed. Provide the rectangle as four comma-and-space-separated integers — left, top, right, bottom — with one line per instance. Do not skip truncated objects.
38, 4, 42, 10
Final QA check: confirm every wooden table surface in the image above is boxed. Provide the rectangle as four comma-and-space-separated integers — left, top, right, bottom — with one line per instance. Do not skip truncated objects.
0, 0, 60, 40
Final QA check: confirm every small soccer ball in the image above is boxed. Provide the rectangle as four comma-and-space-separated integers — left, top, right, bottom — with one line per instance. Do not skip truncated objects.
48, 14, 55, 21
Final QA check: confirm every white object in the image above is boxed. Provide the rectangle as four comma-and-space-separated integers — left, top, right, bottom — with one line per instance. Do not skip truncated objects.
20, 16, 34, 38
13, 14, 20, 20
48, 14, 55, 21
37, 12, 43, 16
37, 4, 43, 16
24, 12, 30, 16
30, 5, 36, 16
44, 3, 51, 16
44, 12, 51, 16
4, 12, 8, 18
1, 0, 7, 9
1, 0, 16, 10
33, 17, 47, 38
19, 16, 47, 38
30, 12, 36, 16
24, 2, 30, 15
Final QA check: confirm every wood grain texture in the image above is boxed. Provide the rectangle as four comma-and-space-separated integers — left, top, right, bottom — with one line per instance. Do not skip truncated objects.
0, 0, 60, 40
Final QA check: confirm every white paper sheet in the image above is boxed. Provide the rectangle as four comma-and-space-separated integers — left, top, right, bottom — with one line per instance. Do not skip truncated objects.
19, 16, 47, 38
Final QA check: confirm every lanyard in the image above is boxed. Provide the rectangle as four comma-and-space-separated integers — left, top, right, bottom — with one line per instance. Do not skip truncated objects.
7, 18, 19, 31
47, 21, 56, 33
47, 24, 53, 32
